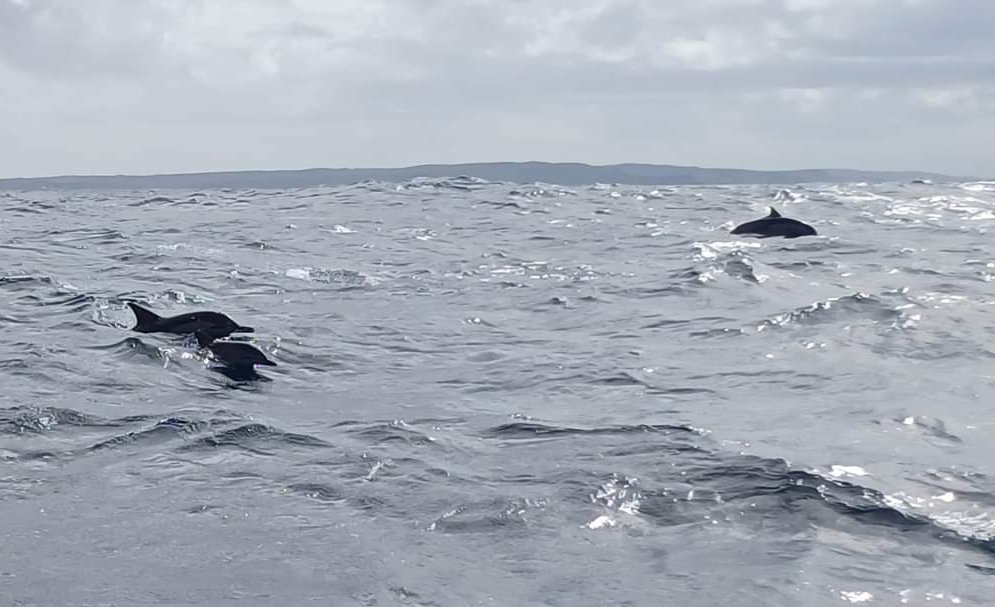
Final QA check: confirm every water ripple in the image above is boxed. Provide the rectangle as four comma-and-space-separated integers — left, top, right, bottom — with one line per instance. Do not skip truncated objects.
2, 179, 994, 604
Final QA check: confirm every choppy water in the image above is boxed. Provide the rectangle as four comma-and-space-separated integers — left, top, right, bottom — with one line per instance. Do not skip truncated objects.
3, 178, 995, 605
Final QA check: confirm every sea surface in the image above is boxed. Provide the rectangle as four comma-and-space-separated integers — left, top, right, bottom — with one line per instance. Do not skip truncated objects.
3, 178, 995, 606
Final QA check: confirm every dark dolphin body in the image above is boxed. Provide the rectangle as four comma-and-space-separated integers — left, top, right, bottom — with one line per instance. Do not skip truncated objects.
194, 331, 276, 381
730, 207, 817, 239
127, 302, 254, 340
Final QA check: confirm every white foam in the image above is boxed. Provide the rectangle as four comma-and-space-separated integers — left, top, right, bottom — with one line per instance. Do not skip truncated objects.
840, 590, 874, 604
586, 515, 617, 529
829, 465, 869, 478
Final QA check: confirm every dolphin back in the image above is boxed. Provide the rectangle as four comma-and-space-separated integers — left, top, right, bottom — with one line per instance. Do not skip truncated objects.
730, 219, 766, 235
730, 206, 817, 238
127, 302, 163, 332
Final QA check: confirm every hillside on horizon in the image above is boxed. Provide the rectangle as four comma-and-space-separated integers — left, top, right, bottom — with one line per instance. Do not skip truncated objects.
0, 161, 972, 191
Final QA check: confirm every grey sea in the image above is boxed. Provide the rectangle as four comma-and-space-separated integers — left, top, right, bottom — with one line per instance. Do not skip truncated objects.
2, 178, 995, 606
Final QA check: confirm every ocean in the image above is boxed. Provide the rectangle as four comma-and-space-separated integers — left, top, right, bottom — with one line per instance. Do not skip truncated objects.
2, 178, 994, 605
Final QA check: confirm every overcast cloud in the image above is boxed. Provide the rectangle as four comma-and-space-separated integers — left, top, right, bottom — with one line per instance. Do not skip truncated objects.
1, 0, 992, 178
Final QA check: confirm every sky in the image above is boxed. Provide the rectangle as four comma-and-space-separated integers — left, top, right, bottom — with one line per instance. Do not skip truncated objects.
0, 0, 992, 179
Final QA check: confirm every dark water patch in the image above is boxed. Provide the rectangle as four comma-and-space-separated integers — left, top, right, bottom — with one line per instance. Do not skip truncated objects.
89, 336, 172, 364
0, 313, 31, 325
42, 291, 96, 311
632, 452, 995, 556
260, 347, 346, 372
480, 419, 995, 557
723, 257, 765, 283
689, 327, 746, 339
610, 284, 688, 299
685, 369, 831, 386
0, 357, 32, 370
900, 266, 947, 276
482, 421, 701, 441
0, 274, 56, 289
586, 372, 717, 396
887, 415, 963, 445
0, 475, 57, 500
588, 372, 652, 388
112, 251, 164, 263
330, 417, 467, 432
435, 371, 594, 394
178, 422, 333, 455
0, 408, 271, 466
775, 239, 858, 254
130, 196, 175, 206
966, 564, 995, 575
345, 420, 442, 448
184, 503, 226, 515
88, 416, 212, 452
765, 259, 833, 270
756, 292, 901, 330
385, 584, 441, 607
646, 386, 718, 396
47, 227, 128, 244
0, 405, 118, 434
641, 315, 732, 331
477, 200, 526, 210
285, 481, 346, 503
6, 204, 47, 215
427, 497, 538, 534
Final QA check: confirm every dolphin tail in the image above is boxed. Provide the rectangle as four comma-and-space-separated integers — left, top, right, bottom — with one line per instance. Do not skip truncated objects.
127, 302, 162, 332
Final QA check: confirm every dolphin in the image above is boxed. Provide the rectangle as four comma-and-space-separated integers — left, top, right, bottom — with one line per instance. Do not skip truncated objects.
127, 301, 254, 340
194, 331, 276, 376
730, 207, 817, 239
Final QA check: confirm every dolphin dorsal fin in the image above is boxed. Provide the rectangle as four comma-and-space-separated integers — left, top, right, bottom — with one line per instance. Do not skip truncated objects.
127, 302, 162, 332
768, 207, 781, 218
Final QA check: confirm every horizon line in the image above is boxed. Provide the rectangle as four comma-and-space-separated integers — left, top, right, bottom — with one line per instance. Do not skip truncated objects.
0, 160, 974, 182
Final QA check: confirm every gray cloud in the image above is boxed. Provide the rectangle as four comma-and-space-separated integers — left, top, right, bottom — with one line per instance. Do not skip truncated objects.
0, 0, 992, 178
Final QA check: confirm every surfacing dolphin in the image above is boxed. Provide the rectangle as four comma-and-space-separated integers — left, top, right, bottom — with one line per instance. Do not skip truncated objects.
127, 301, 254, 340
194, 330, 276, 381
730, 207, 817, 239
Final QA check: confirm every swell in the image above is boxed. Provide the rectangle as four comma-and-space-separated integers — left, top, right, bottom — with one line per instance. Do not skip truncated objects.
480, 421, 995, 555
754, 292, 903, 331
4, 405, 994, 557
0, 405, 331, 460
3, 181, 995, 592
482, 420, 702, 440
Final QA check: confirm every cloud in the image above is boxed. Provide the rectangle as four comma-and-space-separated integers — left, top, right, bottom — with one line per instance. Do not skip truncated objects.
0, 0, 992, 177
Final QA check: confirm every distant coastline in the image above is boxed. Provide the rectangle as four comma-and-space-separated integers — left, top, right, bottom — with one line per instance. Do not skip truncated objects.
0, 161, 973, 191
